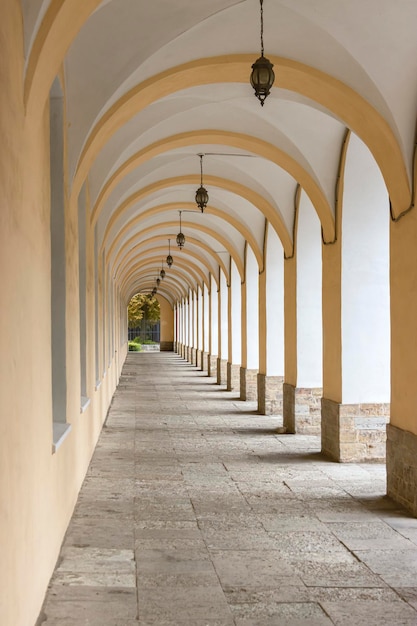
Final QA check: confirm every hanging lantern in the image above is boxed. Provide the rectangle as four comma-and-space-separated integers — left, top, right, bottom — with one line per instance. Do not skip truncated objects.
166, 239, 173, 267
195, 154, 209, 212
176, 211, 185, 249
250, 0, 275, 106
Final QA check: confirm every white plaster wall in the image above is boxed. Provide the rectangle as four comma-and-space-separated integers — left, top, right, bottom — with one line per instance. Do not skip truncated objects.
220, 270, 228, 359
197, 286, 203, 351
231, 260, 242, 364
246, 247, 259, 370
210, 274, 218, 356
266, 227, 284, 376
342, 133, 390, 403
297, 192, 323, 387
193, 290, 198, 349
203, 283, 209, 352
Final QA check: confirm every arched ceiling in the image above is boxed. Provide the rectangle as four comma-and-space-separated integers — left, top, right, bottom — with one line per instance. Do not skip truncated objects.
23, 0, 417, 304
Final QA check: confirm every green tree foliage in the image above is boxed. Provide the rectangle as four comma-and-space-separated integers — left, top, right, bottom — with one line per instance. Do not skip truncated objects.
128, 293, 160, 328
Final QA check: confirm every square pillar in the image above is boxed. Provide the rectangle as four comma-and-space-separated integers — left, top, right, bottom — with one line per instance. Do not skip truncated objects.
240, 367, 258, 401
387, 425, 417, 516
227, 363, 240, 391
217, 358, 227, 385
207, 354, 218, 378
321, 398, 389, 462
258, 374, 283, 415
283, 383, 322, 434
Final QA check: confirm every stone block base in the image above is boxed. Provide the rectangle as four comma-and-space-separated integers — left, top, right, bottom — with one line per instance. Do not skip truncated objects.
201, 351, 209, 372
387, 424, 417, 516
217, 358, 228, 385
207, 354, 218, 377
257, 374, 283, 415
240, 367, 258, 401
227, 363, 240, 391
191, 347, 198, 366
181, 344, 186, 359
283, 384, 322, 434
321, 398, 389, 462
160, 341, 173, 352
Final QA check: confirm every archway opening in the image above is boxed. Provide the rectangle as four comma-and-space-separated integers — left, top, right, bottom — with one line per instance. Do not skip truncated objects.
128, 293, 160, 351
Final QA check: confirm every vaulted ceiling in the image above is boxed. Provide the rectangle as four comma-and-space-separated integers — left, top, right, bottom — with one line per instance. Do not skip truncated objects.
23, 0, 417, 305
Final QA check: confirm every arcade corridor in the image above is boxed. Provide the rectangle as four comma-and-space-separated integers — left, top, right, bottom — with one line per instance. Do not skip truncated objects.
38, 353, 417, 625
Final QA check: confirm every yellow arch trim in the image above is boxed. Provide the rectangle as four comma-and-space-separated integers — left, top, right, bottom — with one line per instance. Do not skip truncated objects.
101, 175, 292, 256
24, 0, 102, 118
120, 258, 206, 296
123, 273, 188, 302
113, 244, 217, 290
112, 234, 227, 284
91, 130, 332, 240
71, 55, 410, 220
126, 280, 182, 304
107, 202, 263, 270
111, 220, 243, 281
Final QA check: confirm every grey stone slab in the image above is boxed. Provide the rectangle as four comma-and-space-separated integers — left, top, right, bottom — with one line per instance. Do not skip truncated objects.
395, 588, 417, 610
210, 550, 298, 589
225, 586, 310, 605
42, 586, 137, 620
137, 586, 233, 621
259, 514, 330, 533
328, 520, 416, 550
230, 601, 333, 625
266, 531, 351, 557
134, 528, 206, 551
292, 559, 386, 588
321, 600, 417, 625
202, 529, 280, 551
63, 517, 134, 550
135, 549, 212, 575
355, 549, 417, 586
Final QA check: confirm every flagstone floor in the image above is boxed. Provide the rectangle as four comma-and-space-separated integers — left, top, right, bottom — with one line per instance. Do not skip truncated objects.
38, 352, 417, 625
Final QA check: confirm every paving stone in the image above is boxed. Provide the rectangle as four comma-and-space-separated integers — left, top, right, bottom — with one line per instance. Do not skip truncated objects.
395, 587, 417, 610
38, 353, 417, 625
321, 599, 417, 625
137, 586, 233, 622
230, 601, 333, 625
210, 549, 299, 589
354, 549, 417, 586
328, 520, 416, 550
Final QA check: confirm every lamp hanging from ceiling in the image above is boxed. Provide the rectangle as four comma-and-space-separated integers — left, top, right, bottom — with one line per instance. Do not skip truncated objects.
156, 277, 161, 287
160, 260, 166, 279
176, 211, 185, 249
250, 0, 275, 106
195, 154, 209, 212
166, 239, 173, 267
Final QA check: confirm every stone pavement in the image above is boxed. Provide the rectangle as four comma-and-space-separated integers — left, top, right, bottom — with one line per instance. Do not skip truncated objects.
38, 352, 417, 625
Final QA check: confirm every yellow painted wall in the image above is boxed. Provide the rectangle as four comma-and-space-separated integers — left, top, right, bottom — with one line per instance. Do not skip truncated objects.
158, 295, 174, 343
0, 3, 124, 624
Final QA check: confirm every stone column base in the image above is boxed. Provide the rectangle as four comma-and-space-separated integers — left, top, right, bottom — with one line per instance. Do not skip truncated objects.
321, 397, 389, 462
207, 354, 218, 377
160, 341, 173, 351
217, 358, 228, 385
240, 367, 258, 401
387, 424, 417, 516
283, 383, 322, 434
201, 351, 209, 372
181, 344, 186, 359
191, 347, 198, 366
227, 363, 240, 391
257, 374, 283, 415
